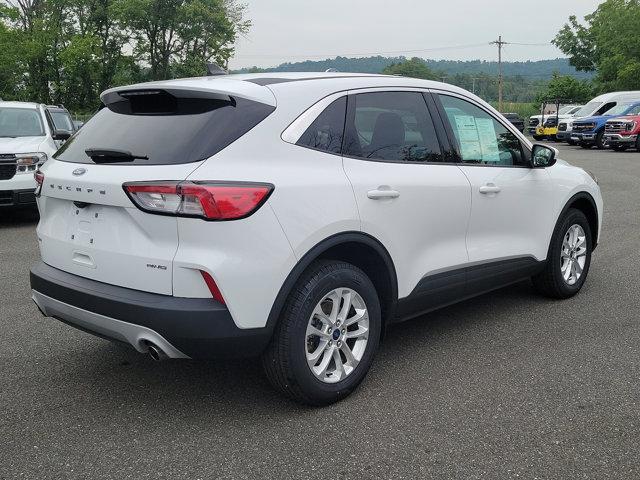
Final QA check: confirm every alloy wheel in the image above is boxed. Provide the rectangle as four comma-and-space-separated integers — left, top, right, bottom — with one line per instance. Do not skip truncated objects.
305, 288, 369, 383
561, 224, 587, 286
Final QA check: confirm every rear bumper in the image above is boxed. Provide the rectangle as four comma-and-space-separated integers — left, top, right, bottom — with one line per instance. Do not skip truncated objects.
30, 261, 272, 359
0, 188, 37, 208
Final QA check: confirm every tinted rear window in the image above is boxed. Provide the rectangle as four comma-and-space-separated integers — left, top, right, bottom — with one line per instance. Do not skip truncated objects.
55, 95, 274, 165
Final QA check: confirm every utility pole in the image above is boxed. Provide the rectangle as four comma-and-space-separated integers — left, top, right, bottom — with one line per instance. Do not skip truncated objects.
490, 35, 508, 112
440, 75, 448, 84
471, 77, 479, 95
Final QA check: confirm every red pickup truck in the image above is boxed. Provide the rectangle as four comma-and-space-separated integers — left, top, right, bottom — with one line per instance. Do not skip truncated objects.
604, 115, 640, 151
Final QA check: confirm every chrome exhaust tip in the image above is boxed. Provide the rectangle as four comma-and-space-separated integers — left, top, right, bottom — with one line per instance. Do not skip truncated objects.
147, 342, 168, 362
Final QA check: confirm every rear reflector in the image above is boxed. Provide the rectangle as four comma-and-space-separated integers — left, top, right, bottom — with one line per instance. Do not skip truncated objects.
123, 181, 273, 220
34, 170, 44, 196
200, 270, 225, 304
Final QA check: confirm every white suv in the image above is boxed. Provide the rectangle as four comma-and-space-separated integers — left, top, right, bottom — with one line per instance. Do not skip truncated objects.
0, 102, 75, 208
30, 73, 603, 405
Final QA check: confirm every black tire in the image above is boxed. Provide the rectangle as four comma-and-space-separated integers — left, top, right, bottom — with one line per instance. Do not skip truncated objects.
612, 144, 628, 152
532, 208, 593, 299
580, 143, 592, 149
262, 260, 382, 406
532, 135, 544, 141
635, 136, 640, 151
567, 139, 577, 146
595, 130, 605, 149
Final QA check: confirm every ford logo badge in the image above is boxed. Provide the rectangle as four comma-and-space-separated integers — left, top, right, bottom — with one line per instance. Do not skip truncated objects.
72, 168, 87, 176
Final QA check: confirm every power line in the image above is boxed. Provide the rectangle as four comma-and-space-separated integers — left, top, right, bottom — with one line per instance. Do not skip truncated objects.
508, 42, 553, 46
233, 41, 554, 60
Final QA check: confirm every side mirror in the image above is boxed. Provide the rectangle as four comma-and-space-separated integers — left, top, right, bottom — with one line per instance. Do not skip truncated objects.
531, 144, 557, 168
52, 129, 72, 141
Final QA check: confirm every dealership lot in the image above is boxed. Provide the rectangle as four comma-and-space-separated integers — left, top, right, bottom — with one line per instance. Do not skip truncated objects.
1, 142, 639, 479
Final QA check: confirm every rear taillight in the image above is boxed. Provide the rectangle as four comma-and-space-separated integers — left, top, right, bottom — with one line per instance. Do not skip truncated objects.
123, 181, 273, 220
34, 170, 44, 196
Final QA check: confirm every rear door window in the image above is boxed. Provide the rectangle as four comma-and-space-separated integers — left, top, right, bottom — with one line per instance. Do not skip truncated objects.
344, 91, 443, 163
54, 92, 275, 165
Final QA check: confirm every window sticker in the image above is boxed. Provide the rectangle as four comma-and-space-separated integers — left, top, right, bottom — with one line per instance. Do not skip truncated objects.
453, 115, 500, 162
454, 115, 482, 160
475, 118, 500, 162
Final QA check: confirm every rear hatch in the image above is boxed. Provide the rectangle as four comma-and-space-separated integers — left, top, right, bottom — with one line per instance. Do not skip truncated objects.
36, 82, 275, 295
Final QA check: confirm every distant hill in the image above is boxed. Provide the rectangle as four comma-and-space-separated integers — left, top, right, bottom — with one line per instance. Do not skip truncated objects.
235, 56, 592, 80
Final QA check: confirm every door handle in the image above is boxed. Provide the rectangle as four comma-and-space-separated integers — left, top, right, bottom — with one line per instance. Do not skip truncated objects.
367, 188, 400, 200
479, 183, 501, 195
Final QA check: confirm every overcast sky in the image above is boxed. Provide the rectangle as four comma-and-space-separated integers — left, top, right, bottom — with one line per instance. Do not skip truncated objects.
228, 0, 603, 69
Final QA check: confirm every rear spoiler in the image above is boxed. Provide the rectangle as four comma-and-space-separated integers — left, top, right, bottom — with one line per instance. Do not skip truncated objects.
100, 77, 277, 108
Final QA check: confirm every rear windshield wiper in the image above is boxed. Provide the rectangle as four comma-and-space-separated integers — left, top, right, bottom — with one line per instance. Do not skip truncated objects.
85, 148, 148, 164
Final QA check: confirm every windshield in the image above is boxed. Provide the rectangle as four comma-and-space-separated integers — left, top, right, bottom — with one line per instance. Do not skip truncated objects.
605, 103, 640, 116
574, 102, 602, 118
0, 107, 45, 138
559, 106, 578, 115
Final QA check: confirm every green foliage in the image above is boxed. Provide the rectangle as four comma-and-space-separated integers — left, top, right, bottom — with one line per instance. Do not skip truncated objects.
235, 56, 592, 104
553, 0, 640, 92
382, 57, 437, 80
535, 72, 593, 103
0, 0, 248, 111
240, 56, 591, 80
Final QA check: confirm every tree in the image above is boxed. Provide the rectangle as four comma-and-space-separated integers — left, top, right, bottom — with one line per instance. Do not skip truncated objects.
0, 0, 248, 110
553, 0, 640, 91
115, 0, 249, 80
0, 6, 27, 100
535, 72, 593, 103
382, 57, 437, 80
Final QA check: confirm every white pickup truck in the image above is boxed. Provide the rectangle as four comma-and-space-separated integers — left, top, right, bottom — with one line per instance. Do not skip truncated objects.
0, 102, 75, 209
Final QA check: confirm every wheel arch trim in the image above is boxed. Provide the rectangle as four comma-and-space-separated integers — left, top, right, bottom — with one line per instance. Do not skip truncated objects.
557, 191, 600, 249
265, 231, 398, 334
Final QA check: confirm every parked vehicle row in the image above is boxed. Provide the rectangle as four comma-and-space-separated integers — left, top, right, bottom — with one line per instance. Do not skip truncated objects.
0, 102, 76, 208
571, 101, 640, 149
537, 91, 640, 151
29, 73, 602, 405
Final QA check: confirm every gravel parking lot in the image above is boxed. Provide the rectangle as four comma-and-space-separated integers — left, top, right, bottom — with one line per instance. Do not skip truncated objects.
1, 142, 639, 480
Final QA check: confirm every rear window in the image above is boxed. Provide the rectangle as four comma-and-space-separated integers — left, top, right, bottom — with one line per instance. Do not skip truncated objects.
54, 94, 275, 165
